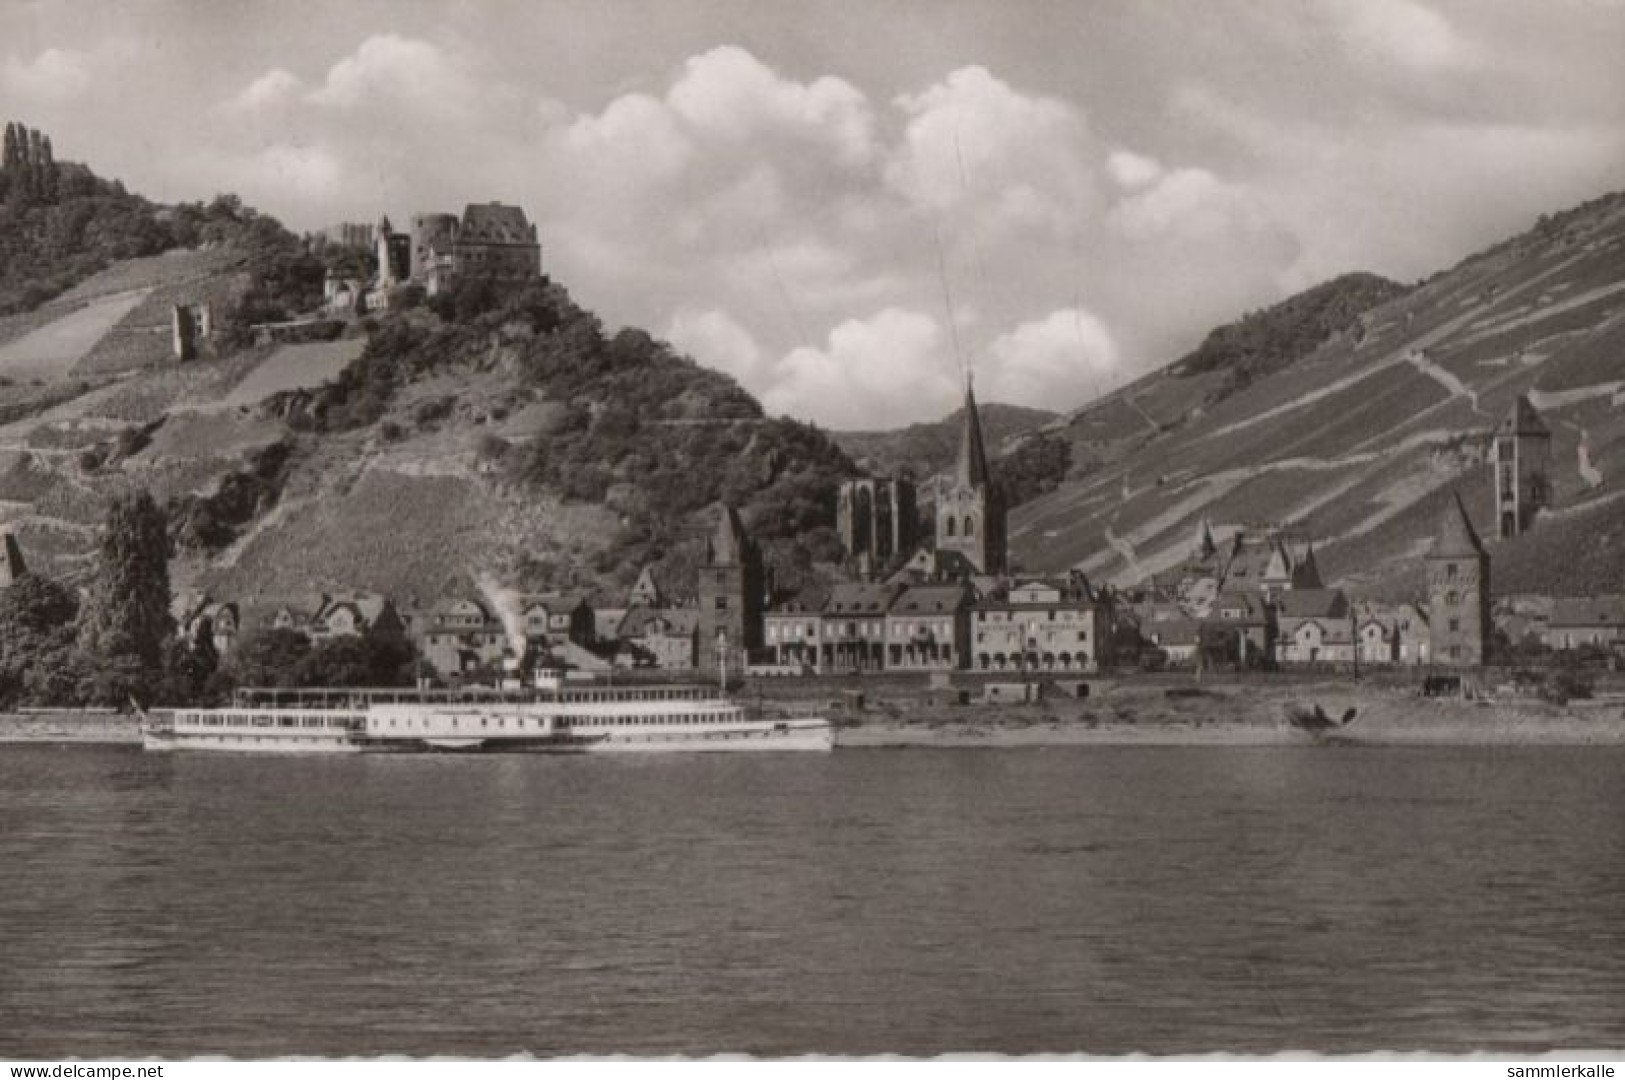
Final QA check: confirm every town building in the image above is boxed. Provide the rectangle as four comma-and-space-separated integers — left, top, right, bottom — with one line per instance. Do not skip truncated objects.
1353, 601, 1432, 667
763, 587, 828, 672
1492, 394, 1551, 539
1543, 596, 1625, 651
837, 477, 918, 577
970, 577, 1108, 673
817, 581, 900, 673
696, 503, 764, 675
884, 583, 972, 671
616, 606, 699, 670
1208, 590, 1273, 668
1275, 588, 1357, 667
521, 593, 594, 648
1143, 616, 1204, 667
934, 376, 1007, 575
417, 596, 507, 678
306, 593, 406, 643
1260, 537, 1322, 600
318, 221, 375, 250
628, 566, 666, 608
173, 592, 240, 656
1427, 492, 1491, 666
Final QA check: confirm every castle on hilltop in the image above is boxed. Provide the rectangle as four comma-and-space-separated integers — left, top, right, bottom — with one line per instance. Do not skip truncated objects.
326, 201, 543, 314
378, 203, 541, 297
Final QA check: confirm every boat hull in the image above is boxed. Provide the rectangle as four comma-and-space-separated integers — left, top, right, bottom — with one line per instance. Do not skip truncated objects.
143, 723, 834, 754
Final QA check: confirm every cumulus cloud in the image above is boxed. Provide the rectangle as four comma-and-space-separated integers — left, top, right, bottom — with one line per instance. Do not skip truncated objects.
1107, 166, 1272, 243
219, 68, 304, 114
665, 307, 769, 385
885, 65, 1096, 236
762, 309, 960, 429
1, 47, 93, 102
984, 309, 1121, 409
1106, 149, 1163, 190
1331, 0, 1481, 72
666, 46, 876, 168
306, 34, 477, 117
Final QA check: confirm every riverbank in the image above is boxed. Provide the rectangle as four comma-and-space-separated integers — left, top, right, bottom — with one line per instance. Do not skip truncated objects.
4, 679, 1622, 748
833, 679, 1625, 748
0, 711, 140, 744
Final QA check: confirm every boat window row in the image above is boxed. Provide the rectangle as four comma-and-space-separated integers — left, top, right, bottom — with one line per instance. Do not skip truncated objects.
373, 711, 741, 730
180, 713, 360, 729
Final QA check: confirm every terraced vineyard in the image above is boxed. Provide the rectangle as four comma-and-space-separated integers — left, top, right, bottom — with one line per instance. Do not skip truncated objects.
1013, 191, 1625, 599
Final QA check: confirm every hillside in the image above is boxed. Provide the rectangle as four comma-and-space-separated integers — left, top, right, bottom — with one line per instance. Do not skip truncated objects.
0, 143, 857, 610
1012, 189, 1625, 600
833, 403, 1056, 481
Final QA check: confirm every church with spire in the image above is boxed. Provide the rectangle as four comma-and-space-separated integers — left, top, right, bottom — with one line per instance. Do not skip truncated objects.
933, 374, 1007, 576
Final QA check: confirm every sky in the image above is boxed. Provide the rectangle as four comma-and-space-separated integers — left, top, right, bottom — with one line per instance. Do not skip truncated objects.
4, 0, 1624, 429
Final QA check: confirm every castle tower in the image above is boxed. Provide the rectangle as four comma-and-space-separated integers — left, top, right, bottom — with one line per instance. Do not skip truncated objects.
696, 503, 764, 676
1492, 394, 1551, 539
935, 375, 1006, 574
376, 215, 399, 288
0, 526, 26, 587
1428, 492, 1490, 666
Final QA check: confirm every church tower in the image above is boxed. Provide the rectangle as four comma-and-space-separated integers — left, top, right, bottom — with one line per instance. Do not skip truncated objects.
1492, 394, 1551, 539
697, 503, 764, 676
1428, 491, 1490, 666
935, 375, 1006, 574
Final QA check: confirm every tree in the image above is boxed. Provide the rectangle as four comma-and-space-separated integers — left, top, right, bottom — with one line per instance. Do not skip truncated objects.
295, 632, 420, 688
222, 627, 311, 689
997, 431, 1073, 508
0, 572, 80, 707
161, 617, 221, 704
76, 490, 175, 669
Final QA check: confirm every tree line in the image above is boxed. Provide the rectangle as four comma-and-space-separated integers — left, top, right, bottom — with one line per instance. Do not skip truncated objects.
1, 121, 60, 207
0, 490, 419, 710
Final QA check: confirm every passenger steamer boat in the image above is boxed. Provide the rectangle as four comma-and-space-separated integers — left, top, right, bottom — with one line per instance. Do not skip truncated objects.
140, 673, 833, 754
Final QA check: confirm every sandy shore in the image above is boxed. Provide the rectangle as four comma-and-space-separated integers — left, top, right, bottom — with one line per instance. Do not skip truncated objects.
834, 680, 1625, 748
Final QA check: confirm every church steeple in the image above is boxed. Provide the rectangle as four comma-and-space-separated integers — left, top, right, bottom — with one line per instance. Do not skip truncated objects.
955, 373, 991, 489
934, 370, 1006, 575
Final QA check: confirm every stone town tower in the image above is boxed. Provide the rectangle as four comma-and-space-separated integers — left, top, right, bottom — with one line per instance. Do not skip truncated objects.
935, 375, 1007, 575
1428, 492, 1490, 666
696, 503, 764, 676
1492, 394, 1551, 539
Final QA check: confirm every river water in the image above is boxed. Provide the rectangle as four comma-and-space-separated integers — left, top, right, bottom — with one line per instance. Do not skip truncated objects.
1, 744, 1622, 1057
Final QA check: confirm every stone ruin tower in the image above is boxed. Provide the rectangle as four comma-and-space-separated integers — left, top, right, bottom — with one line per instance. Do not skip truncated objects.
1492, 394, 1551, 539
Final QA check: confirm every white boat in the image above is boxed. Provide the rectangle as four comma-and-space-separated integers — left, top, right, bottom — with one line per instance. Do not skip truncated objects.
139, 675, 832, 754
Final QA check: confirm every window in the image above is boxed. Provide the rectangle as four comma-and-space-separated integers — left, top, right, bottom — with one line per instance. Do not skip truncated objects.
1446, 563, 1458, 579
714, 597, 728, 610
1449, 618, 1460, 632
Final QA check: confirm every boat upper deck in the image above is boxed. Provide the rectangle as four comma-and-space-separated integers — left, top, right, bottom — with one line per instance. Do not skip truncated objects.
230, 683, 724, 710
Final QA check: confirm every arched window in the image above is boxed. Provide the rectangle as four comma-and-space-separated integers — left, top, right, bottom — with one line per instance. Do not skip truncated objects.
944, 516, 957, 537
963, 515, 975, 537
